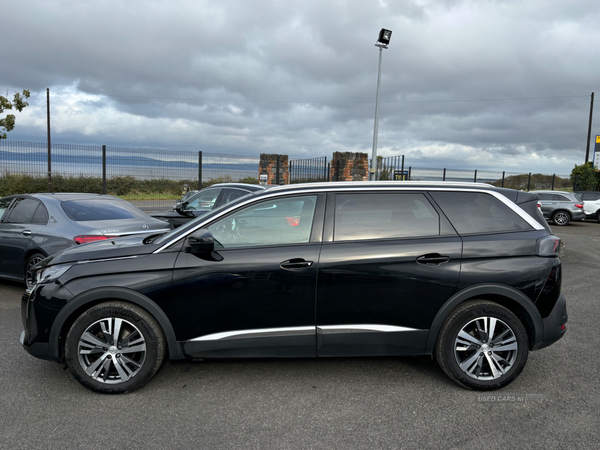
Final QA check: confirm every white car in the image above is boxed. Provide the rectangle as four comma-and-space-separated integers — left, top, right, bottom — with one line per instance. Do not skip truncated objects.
577, 191, 600, 222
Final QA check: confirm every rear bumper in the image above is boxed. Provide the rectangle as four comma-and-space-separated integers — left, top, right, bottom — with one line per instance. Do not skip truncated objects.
534, 294, 568, 350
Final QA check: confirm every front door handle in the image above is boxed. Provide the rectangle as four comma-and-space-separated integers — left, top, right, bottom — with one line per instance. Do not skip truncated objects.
416, 254, 450, 266
280, 258, 314, 271
22, 230, 32, 236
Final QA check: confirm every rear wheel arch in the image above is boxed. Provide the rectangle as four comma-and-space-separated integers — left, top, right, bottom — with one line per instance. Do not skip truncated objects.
50, 287, 183, 363
425, 285, 543, 355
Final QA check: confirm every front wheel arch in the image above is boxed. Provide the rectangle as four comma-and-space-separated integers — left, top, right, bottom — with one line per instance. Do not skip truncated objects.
50, 287, 184, 363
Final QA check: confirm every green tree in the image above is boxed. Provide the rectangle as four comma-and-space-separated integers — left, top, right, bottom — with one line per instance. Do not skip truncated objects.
0, 89, 30, 139
570, 162, 600, 191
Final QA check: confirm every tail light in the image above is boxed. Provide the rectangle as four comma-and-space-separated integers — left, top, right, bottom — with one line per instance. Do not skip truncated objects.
73, 235, 115, 245
536, 236, 561, 257
575, 204, 583, 209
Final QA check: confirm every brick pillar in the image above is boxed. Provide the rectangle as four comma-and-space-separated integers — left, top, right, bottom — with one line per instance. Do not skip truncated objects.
259, 154, 289, 185
330, 152, 368, 182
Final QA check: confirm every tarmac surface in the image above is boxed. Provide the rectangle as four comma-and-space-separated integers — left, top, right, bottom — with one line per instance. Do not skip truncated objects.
1, 221, 598, 449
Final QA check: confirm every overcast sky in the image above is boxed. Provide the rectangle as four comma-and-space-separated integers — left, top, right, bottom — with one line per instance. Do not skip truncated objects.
2, 0, 600, 175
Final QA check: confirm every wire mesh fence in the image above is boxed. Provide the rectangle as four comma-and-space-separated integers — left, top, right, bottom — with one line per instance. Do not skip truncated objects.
0, 140, 576, 212
0, 141, 260, 212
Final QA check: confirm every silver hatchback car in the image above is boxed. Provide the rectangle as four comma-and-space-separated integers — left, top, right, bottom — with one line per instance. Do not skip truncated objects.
530, 190, 585, 226
0, 193, 172, 287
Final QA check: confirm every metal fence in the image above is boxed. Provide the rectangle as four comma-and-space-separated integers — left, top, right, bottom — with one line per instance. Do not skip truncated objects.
0, 140, 259, 212
289, 156, 329, 183
1, 140, 576, 212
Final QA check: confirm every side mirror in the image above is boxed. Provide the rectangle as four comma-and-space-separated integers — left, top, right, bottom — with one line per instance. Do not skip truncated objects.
187, 229, 215, 253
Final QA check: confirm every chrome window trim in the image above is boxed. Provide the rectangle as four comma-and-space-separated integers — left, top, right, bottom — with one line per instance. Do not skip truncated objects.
154, 185, 544, 253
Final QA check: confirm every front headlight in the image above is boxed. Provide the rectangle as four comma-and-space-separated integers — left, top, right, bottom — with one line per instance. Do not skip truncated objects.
35, 264, 73, 285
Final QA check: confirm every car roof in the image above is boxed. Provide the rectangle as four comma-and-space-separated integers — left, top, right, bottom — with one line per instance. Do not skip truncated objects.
207, 183, 266, 190
265, 181, 498, 194
27, 193, 123, 202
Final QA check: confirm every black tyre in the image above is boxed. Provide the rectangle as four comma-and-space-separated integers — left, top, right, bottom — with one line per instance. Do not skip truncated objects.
552, 210, 570, 226
435, 300, 529, 390
65, 301, 166, 394
25, 252, 45, 289
596, 211, 600, 223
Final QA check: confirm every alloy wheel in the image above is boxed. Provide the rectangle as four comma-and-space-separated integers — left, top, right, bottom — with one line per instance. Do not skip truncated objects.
553, 212, 569, 225
77, 317, 147, 384
453, 316, 518, 380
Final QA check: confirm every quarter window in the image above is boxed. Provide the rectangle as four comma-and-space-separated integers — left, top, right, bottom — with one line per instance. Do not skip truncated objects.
208, 195, 317, 248
430, 192, 532, 234
333, 193, 440, 241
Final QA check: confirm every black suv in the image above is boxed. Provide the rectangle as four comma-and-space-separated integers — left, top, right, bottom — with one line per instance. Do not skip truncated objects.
20, 182, 567, 393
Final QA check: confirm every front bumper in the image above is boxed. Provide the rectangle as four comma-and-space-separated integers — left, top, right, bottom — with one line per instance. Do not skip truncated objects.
20, 330, 53, 361
535, 294, 568, 350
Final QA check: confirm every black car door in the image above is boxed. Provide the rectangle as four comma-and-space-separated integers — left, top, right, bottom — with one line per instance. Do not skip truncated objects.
171, 193, 325, 358
316, 191, 462, 357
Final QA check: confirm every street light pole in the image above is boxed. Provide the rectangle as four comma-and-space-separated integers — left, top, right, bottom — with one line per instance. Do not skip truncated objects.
370, 29, 392, 181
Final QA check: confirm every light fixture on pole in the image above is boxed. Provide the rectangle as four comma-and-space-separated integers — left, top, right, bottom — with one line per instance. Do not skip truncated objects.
370, 28, 392, 181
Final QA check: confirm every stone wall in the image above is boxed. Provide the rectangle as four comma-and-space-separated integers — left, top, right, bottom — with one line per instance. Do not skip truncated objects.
330, 152, 369, 182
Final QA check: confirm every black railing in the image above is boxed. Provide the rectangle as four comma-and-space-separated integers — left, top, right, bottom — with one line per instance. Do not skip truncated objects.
289, 156, 328, 183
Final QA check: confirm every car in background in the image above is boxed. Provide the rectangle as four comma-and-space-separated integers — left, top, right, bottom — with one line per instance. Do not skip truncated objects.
530, 190, 585, 226
173, 189, 199, 209
0, 193, 172, 287
152, 183, 266, 227
574, 191, 600, 222
21, 181, 567, 394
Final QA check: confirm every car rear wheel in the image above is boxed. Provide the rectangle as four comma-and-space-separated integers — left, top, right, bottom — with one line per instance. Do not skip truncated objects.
596, 211, 600, 223
435, 300, 529, 390
552, 211, 570, 226
65, 301, 166, 394
25, 253, 45, 288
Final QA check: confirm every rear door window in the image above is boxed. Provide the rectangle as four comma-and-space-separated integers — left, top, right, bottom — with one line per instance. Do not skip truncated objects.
430, 191, 532, 234
6, 198, 42, 224
553, 194, 570, 201
0, 198, 15, 221
333, 193, 440, 241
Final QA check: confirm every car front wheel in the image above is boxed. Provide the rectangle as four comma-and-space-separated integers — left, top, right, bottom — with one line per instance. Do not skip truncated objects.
435, 300, 529, 390
65, 301, 166, 394
25, 253, 45, 288
552, 211, 570, 226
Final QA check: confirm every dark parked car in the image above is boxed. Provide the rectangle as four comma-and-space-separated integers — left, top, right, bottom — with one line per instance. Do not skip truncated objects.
152, 183, 266, 227
530, 190, 585, 226
0, 193, 172, 287
21, 182, 567, 394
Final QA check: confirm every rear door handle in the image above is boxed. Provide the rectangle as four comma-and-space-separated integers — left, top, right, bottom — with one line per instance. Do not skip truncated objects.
280, 258, 314, 271
22, 230, 32, 236
416, 254, 450, 266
